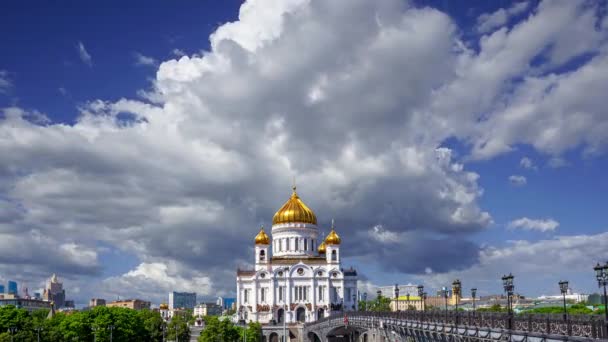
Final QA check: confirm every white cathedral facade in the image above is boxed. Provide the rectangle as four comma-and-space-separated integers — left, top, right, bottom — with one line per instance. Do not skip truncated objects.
236, 186, 358, 324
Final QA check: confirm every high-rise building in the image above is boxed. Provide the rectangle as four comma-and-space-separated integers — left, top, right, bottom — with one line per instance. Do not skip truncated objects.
0, 285, 5, 294
7, 281, 17, 295
42, 274, 66, 308
168, 291, 196, 310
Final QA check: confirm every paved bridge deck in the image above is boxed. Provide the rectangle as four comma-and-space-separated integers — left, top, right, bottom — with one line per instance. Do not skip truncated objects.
303, 311, 608, 342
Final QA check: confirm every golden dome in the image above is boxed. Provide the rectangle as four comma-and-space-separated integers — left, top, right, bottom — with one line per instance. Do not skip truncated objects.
254, 226, 270, 245
325, 229, 341, 245
272, 186, 317, 225
318, 241, 326, 254
159, 303, 169, 310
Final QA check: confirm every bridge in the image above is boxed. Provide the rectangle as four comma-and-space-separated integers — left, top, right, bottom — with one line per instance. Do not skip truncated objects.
303, 311, 608, 342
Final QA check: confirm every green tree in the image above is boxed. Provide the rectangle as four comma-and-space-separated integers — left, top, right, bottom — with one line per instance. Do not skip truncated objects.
199, 316, 240, 342
365, 296, 391, 312
239, 321, 262, 342
477, 304, 506, 313
167, 312, 190, 341
139, 309, 164, 341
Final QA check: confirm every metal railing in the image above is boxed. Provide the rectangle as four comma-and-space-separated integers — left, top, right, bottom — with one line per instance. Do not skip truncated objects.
305, 311, 608, 340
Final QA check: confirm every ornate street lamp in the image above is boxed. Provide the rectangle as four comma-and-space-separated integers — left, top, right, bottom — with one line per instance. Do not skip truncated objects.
559, 280, 569, 321
452, 279, 461, 325
92, 325, 100, 342
108, 325, 115, 342
406, 293, 410, 310
394, 284, 400, 312
471, 288, 477, 313
363, 292, 368, 311
442, 287, 449, 321
594, 262, 608, 333
8, 327, 17, 342
352, 294, 357, 311
422, 292, 427, 312
417, 285, 424, 312
35, 326, 43, 342
502, 273, 515, 329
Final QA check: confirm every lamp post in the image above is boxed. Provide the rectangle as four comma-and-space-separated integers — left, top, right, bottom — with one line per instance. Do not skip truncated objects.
35, 326, 43, 342
594, 262, 608, 335
471, 288, 477, 314
442, 287, 448, 321
8, 327, 17, 342
108, 325, 115, 342
363, 292, 368, 311
352, 294, 357, 311
394, 284, 400, 312
417, 285, 424, 312
92, 325, 100, 342
162, 322, 166, 342
559, 280, 569, 320
422, 292, 427, 312
452, 279, 461, 325
502, 273, 514, 330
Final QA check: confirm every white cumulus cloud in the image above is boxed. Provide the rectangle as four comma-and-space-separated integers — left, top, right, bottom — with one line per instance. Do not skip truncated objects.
508, 217, 559, 232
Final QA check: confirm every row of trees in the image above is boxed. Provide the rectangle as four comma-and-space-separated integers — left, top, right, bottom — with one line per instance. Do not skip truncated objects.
0, 305, 189, 341
198, 316, 261, 342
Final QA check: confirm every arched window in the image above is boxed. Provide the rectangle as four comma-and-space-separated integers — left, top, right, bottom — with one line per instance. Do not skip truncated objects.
259, 250, 266, 261
304, 239, 308, 251
331, 250, 337, 261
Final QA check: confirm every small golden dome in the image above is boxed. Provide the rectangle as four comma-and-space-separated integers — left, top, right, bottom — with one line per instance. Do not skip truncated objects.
272, 186, 317, 225
318, 241, 326, 254
254, 226, 270, 245
325, 229, 341, 245
159, 303, 168, 310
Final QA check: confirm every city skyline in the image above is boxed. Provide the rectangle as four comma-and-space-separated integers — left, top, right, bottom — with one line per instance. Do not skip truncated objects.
1, 0, 608, 306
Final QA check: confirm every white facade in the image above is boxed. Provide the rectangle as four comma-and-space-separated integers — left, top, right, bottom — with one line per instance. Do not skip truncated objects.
235, 189, 358, 324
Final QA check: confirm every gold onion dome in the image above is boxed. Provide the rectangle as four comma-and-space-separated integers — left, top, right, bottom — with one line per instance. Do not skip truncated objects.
254, 226, 270, 245
159, 303, 169, 310
318, 241, 326, 254
272, 186, 317, 225
325, 229, 341, 245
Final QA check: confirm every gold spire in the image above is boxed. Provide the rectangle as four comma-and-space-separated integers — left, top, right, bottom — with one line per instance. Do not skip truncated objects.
272, 186, 317, 225
318, 241, 327, 254
325, 219, 341, 245
254, 226, 270, 245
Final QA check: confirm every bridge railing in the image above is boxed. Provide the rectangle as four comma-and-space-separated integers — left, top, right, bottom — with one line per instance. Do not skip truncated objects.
306, 311, 608, 339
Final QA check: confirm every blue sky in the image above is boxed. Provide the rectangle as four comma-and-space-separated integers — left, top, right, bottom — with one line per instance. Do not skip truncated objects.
1, 0, 608, 306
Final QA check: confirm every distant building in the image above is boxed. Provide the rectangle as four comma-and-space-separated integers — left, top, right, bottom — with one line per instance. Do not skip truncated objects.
587, 293, 607, 305
64, 300, 75, 308
159, 303, 170, 321
377, 284, 419, 298
168, 291, 196, 310
107, 299, 151, 310
217, 297, 236, 310
0, 298, 52, 312
537, 289, 588, 303
0, 285, 4, 294
194, 303, 222, 317
7, 281, 17, 295
42, 274, 66, 308
89, 298, 106, 307
390, 296, 424, 311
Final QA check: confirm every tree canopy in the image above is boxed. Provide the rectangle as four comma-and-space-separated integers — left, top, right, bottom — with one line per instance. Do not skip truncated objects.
0, 305, 169, 342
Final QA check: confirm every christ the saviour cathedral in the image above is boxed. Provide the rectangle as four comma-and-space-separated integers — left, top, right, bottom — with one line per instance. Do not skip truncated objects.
236, 186, 358, 324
